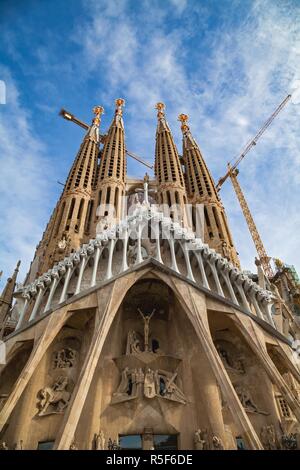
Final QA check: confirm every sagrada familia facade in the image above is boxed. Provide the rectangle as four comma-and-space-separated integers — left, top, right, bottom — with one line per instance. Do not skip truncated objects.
0, 99, 299, 450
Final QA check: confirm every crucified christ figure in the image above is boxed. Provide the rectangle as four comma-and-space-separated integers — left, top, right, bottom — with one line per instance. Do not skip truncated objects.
137, 308, 155, 352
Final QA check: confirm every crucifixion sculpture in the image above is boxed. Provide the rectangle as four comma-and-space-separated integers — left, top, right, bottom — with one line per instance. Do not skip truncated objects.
137, 308, 155, 352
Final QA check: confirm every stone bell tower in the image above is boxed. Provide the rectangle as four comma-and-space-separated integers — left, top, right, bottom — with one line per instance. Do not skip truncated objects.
178, 113, 240, 267
0, 260, 20, 338
154, 102, 188, 226
92, 98, 126, 231
29, 106, 104, 280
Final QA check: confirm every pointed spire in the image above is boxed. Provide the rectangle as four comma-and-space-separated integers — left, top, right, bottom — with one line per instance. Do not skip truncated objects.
0, 260, 21, 332
179, 113, 240, 267
155, 102, 169, 132
114, 98, 125, 127
178, 113, 218, 200
98, 98, 126, 183
178, 113, 198, 149
154, 102, 188, 225
30, 105, 105, 278
95, 98, 127, 225
87, 105, 104, 143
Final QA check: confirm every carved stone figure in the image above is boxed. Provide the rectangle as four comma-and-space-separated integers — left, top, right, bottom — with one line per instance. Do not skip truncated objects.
53, 348, 76, 369
138, 308, 155, 352
57, 235, 69, 252
113, 367, 131, 397
111, 366, 186, 404
97, 215, 109, 233
266, 425, 276, 450
281, 433, 297, 450
0, 441, 8, 450
194, 429, 206, 450
14, 440, 23, 450
136, 368, 145, 396
69, 440, 78, 450
216, 344, 244, 374
127, 243, 137, 265
212, 435, 224, 450
235, 385, 258, 413
94, 430, 105, 450
144, 368, 156, 398
126, 330, 141, 355
158, 369, 187, 404
108, 438, 119, 450
37, 376, 71, 416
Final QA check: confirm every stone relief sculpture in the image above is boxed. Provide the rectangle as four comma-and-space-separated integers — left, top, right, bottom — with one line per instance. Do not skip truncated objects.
14, 440, 23, 450
126, 330, 142, 355
144, 368, 156, 398
216, 343, 245, 374
111, 366, 186, 404
0, 441, 9, 450
127, 243, 137, 265
260, 425, 276, 450
281, 433, 298, 450
212, 435, 224, 450
234, 384, 259, 413
94, 430, 106, 450
37, 376, 71, 416
107, 438, 120, 450
53, 348, 76, 369
112, 367, 132, 401
69, 440, 78, 450
194, 429, 206, 450
138, 308, 155, 352
112, 308, 186, 406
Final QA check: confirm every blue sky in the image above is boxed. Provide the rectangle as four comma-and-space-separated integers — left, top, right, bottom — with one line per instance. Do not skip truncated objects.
0, 0, 300, 289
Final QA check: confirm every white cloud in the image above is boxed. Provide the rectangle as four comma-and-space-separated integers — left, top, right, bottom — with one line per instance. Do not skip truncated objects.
75, 0, 300, 275
1, 0, 299, 290
0, 67, 52, 289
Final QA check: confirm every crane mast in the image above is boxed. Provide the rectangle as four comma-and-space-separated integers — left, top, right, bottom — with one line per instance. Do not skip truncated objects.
216, 94, 292, 277
229, 166, 274, 277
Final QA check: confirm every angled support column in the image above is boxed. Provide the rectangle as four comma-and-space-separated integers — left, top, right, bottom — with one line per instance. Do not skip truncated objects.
208, 261, 224, 297
168, 236, 180, 273
75, 255, 88, 295
221, 271, 239, 305
181, 241, 195, 282
53, 269, 148, 450
121, 234, 129, 272
91, 243, 102, 287
44, 274, 59, 313
105, 239, 115, 280
168, 275, 263, 450
233, 312, 300, 423
15, 294, 30, 330
29, 285, 44, 322
0, 304, 74, 432
195, 252, 210, 290
59, 264, 73, 304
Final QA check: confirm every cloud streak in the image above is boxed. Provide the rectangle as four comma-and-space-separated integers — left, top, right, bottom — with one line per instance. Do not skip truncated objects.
0, 67, 52, 288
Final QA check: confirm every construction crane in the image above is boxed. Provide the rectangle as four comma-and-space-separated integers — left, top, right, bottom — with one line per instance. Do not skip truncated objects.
59, 108, 153, 170
216, 94, 292, 278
